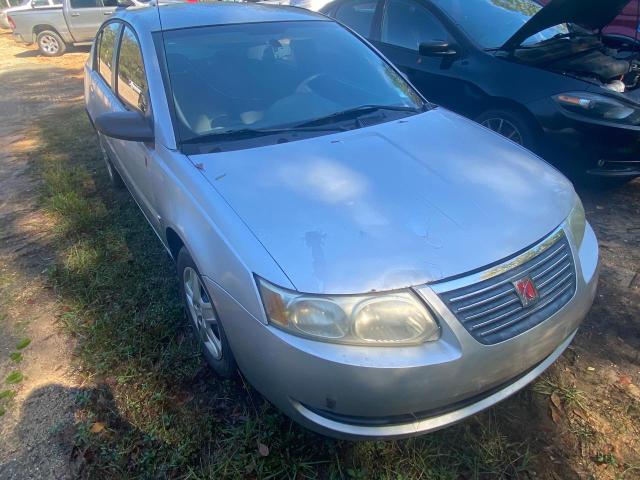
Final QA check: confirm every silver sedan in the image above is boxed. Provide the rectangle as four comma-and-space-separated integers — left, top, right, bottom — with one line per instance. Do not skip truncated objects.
84, 2, 599, 439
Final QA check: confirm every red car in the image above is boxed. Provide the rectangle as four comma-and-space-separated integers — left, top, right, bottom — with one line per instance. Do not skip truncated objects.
538, 0, 639, 40
606, 0, 640, 39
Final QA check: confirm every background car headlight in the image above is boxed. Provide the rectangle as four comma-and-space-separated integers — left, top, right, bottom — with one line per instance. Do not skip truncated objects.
257, 278, 440, 346
553, 92, 640, 124
567, 195, 586, 248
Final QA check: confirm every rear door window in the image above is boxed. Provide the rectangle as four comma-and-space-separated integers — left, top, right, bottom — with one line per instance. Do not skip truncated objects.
96, 22, 120, 88
116, 26, 149, 113
382, 0, 450, 50
334, 0, 378, 37
69, 0, 100, 8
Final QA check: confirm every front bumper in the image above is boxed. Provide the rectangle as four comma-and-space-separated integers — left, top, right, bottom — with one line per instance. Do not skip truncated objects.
528, 97, 640, 179
204, 223, 599, 440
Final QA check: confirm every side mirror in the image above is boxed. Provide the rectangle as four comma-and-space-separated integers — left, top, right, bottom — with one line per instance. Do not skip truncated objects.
419, 40, 458, 57
94, 111, 154, 142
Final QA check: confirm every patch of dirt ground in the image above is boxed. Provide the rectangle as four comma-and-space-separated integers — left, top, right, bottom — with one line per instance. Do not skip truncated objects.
0, 29, 638, 479
0, 32, 88, 479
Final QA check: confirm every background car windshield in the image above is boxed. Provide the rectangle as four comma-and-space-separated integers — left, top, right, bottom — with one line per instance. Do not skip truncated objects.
162, 20, 423, 142
431, 0, 569, 49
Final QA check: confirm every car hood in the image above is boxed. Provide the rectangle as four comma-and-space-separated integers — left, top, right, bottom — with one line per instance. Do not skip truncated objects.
192, 109, 575, 295
503, 0, 632, 50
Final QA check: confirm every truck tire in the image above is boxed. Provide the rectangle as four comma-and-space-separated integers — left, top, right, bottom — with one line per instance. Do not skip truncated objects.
36, 30, 66, 57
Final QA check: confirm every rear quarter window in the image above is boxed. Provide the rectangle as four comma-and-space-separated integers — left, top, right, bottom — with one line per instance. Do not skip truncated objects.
70, 0, 100, 8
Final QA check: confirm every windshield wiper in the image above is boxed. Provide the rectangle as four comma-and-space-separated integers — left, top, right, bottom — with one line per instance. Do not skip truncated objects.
295, 104, 424, 128
182, 125, 348, 145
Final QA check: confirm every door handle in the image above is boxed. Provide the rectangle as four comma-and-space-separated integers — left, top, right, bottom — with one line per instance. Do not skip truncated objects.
103, 10, 113, 15
70, 12, 79, 16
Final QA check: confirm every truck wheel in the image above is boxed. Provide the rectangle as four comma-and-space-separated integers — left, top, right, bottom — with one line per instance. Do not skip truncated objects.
36, 30, 66, 57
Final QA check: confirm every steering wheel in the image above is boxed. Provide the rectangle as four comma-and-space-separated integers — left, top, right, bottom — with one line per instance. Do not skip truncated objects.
295, 73, 329, 94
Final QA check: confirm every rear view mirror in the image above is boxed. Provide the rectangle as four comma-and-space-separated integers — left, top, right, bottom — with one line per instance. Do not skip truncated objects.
95, 111, 154, 142
419, 40, 458, 57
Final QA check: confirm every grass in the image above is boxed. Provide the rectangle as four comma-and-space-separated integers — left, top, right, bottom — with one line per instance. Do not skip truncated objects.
5, 371, 23, 385
15, 338, 31, 350
9, 352, 23, 363
532, 378, 587, 410
32, 106, 538, 479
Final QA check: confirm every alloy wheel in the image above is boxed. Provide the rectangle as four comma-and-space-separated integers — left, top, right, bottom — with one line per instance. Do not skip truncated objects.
39, 34, 59, 55
480, 117, 524, 145
183, 267, 223, 360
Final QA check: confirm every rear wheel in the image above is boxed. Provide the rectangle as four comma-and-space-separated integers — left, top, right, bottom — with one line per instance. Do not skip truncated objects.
476, 108, 537, 150
177, 247, 236, 378
36, 30, 66, 57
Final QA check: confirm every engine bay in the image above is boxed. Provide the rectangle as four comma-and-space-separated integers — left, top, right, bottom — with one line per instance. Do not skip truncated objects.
509, 35, 640, 93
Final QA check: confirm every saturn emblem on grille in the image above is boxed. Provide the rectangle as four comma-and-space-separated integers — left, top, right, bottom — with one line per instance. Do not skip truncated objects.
513, 276, 539, 307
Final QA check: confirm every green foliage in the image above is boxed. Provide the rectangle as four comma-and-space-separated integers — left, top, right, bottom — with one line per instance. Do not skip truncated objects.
9, 352, 22, 363
0, 390, 16, 401
5, 372, 23, 385
15, 338, 31, 350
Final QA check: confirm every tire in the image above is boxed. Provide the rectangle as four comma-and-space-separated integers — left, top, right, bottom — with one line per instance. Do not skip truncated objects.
177, 247, 237, 378
98, 135, 125, 188
476, 108, 538, 150
36, 30, 66, 57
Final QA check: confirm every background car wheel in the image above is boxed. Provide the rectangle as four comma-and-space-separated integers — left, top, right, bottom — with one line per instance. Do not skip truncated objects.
177, 247, 237, 378
36, 30, 66, 57
476, 108, 537, 150
98, 136, 125, 188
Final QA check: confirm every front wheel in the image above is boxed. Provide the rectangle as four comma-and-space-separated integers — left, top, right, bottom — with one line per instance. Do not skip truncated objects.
36, 30, 66, 57
476, 108, 537, 150
177, 248, 237, 378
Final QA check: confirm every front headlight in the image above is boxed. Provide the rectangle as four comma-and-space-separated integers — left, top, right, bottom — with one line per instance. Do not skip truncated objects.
567, 195, 586, 248
257, 278, 440, 346
553, 92, 640, 124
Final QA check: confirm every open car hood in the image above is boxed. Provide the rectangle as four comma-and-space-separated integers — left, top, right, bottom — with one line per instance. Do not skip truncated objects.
502, 0, 632, 50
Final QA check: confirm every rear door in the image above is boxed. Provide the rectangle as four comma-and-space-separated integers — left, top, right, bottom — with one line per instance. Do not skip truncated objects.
87, 21, 122, 161
65, 0, 116, 42
107, 25, 162, 233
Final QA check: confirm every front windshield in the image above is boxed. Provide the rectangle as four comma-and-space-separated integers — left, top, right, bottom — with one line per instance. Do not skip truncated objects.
162, 20, 423, 144
431, 0, 571, 49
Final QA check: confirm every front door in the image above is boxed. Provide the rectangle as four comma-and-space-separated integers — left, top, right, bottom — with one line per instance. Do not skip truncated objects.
372, 0, 464, 110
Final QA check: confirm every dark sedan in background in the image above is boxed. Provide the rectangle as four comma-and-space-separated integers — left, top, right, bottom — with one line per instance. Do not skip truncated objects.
321, 0, 640, 186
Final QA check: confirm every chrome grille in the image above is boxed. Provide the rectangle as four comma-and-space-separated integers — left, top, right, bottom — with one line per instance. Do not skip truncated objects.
438, 231, 576, 345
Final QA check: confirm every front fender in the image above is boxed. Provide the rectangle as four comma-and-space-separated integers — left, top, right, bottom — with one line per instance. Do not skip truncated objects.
153, 146, 292, 322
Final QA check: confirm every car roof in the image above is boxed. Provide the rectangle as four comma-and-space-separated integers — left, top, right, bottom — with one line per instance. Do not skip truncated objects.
117, 2, 330, 33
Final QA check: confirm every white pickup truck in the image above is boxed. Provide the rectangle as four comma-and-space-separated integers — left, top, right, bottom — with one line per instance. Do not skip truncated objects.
9, 0, 147, 56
